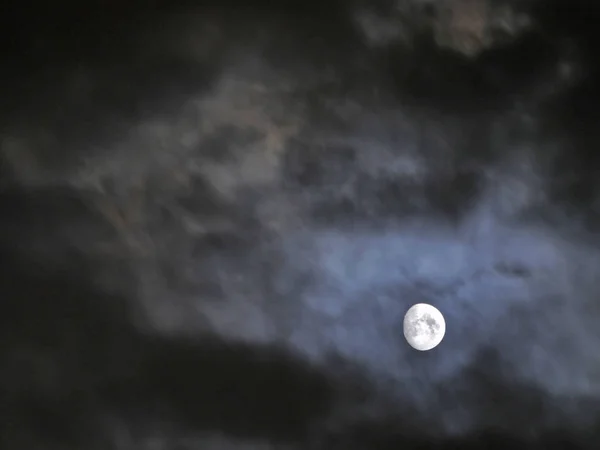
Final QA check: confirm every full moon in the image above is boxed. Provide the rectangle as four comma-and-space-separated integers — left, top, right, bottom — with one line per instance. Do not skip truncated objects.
403, 303, 446, 351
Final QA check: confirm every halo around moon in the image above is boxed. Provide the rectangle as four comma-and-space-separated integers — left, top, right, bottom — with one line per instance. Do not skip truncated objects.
403, 303, 446, 351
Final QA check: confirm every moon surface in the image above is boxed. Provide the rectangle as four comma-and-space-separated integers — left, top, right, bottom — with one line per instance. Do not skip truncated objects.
403, 303, 446, 351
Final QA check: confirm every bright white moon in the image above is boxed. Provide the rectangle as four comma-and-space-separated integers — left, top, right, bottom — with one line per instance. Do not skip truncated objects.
403, 303, 446, 351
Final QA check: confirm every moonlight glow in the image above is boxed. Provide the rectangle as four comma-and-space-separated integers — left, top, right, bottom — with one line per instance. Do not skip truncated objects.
403, 303, 446, 351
